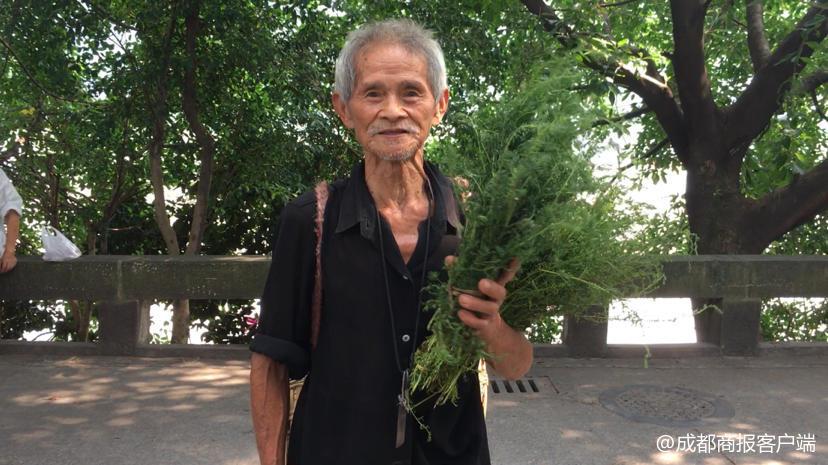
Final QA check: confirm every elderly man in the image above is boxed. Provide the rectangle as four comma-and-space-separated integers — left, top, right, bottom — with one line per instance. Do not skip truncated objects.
250, 19, 532, 465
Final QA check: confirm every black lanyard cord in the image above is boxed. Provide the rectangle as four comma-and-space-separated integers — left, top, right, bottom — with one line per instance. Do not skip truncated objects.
375, 175, 434, 375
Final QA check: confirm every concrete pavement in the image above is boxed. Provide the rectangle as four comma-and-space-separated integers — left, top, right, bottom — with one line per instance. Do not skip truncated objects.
0, 353, 825, 465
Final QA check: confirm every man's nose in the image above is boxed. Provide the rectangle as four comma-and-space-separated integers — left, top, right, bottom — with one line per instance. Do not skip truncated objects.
380, 94, 406, 119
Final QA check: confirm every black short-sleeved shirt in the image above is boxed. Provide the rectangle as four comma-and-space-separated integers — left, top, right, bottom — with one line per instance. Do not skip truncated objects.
251, 161, 490, 465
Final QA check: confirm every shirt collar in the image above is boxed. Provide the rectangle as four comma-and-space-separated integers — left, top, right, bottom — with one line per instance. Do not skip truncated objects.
334, 160, 462, 239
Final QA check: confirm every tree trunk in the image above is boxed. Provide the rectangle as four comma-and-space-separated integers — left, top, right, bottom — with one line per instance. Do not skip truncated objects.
684, 140, 762, 345
45, 153, 60, 228
67, 300, 92, 342
142, 8, 189, 343
172, 299, 190, 343
169, 0, 217, 344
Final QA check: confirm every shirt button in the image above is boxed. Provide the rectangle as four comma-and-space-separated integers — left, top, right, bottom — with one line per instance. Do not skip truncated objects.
401, 334, 411, 342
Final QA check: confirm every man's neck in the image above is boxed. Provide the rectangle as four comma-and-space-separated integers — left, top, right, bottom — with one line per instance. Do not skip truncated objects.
364, 151, 429, 212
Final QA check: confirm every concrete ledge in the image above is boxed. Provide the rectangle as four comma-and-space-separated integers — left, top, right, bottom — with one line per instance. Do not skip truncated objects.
0, 341, 250, 359
532, 344, 571, 358
531, 342, 828, 358
0, 340, 100, 356
605, 343, 721, 358
654, 255, 828, 298
3, 341, 825, 360
1, 255, 826, 301
758, 341, 828, 356
532, 343, 721, 358
134, 343, 250, 359
0, 256, 270, 300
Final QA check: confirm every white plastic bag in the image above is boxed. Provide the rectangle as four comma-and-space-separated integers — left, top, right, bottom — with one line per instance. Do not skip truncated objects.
40, 226, 82, 261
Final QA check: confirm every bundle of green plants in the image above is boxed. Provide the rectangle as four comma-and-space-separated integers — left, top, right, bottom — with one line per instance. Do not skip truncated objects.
408, 63, 664, 416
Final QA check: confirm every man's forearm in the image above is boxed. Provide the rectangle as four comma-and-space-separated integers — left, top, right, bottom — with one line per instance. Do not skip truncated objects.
250, 352, 290, 465
4, 211, 19, 255
483, 319, 533, 380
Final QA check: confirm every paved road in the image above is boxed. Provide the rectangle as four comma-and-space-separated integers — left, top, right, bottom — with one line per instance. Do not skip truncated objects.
1, 353, 825, 465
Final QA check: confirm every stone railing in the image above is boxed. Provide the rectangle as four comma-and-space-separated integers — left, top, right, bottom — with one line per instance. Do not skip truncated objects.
0, 255, 826, 359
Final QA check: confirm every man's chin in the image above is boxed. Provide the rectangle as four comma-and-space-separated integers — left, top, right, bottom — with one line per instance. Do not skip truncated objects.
369, 144, 420, 162
375, 151, 416, 162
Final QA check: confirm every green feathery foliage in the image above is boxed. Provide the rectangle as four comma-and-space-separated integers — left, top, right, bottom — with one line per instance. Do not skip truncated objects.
408, 60, 664, 417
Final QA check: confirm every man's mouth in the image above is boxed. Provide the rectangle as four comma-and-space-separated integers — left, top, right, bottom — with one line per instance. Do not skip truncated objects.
369, 124, 418, 136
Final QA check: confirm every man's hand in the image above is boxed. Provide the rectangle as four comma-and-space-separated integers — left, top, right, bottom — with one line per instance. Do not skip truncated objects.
0, 251, 17, 273
446, 256, 532, 380
448, 256, 519, 341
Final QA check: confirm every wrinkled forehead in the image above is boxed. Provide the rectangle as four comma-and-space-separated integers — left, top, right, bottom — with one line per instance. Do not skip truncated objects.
353, 41, 430, 83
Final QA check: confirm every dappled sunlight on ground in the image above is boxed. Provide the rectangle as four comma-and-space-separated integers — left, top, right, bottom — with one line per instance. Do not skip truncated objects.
0, 355, 255, 465
219, 451, 261, 465
487, 356, 827, 465
560, 428, 588, 439
9, 429, 52, 444
2, 354, 825, 465
651, 451, 686, 464
43, 416, 89, 426
727, 421, 761, 431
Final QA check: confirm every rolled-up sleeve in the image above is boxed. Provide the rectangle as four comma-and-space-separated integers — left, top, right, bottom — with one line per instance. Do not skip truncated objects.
250, 196, 316, 380
0, 169, 22, 220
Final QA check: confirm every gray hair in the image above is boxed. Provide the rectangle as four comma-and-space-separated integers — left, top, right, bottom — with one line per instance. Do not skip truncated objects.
334, 19, 447, 102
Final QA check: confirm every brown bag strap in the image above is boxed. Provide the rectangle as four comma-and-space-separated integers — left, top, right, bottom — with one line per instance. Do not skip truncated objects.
310, 181, 329, 349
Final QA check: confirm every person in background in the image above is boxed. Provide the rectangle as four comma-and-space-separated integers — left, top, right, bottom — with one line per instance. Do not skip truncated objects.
0, 167, 22, 273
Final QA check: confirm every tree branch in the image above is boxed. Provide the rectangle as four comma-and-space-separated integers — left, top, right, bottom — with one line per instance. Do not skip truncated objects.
592, 105, 651, 127
181, 0, 215, 256
811, 89, 828, 122
84, 0, 141, 32
799, 69, 828, 94
0, 36, 94, 105
0, 140, 20, 161
726, 0, 828, 150
750, 157, 828, 246
731, 17, 748, 29
790, 69, 827, 121
146, 6, 181, 256
642, 137, 671, 159
520, 0, 689, 161
670, 0, 719, 136
613, 68, 689, 164
519, 0, 577, 48
599, 0, 641, 7
746, 0, 771, 72
102, 103, 135, 222
608, 137, 670, 184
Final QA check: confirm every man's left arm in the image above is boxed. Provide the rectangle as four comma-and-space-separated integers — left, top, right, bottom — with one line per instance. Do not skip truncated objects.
1, 211, 19, 273
452, 258, 533, 380
0, 169, 22, 273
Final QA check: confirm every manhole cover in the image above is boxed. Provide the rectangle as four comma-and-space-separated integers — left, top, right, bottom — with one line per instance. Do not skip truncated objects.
599, 384, 734, 426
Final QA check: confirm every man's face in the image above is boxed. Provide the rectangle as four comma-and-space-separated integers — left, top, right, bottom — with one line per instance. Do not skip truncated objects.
333, 42, 449, 162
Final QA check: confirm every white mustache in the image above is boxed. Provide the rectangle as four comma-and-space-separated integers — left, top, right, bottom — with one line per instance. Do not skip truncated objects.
367, 123, 418, 136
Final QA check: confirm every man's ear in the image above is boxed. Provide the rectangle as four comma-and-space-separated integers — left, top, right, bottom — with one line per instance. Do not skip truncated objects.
332, 92, 354, 129
433, 88, 449, 125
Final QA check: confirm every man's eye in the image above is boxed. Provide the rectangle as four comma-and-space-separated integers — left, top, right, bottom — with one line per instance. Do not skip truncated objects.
365, 91, 381, 98
404, 91, 421, 97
